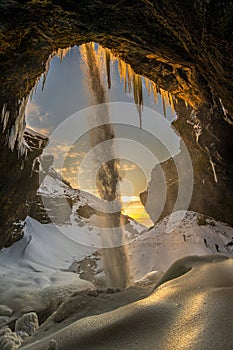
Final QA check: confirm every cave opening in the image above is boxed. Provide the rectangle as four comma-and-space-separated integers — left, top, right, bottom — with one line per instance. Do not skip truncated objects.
0, 1, 233, 348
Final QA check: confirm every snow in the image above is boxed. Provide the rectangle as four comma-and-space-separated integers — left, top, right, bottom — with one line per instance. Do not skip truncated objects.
0, 216, 96, 273
1, 210, 232, 310
38, 172, 146, 247
38, 174, 75, 198
129, 211, 233, 279
1, 167, 233, 327
0, 217, 94, 320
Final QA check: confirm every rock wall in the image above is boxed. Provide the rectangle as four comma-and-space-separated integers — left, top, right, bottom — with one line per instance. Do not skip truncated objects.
1, 1, 233, 124
0, 129, 48, 248
140, 100, 233, 225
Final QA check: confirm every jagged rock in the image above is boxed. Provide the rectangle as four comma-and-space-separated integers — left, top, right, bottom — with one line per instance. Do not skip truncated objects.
29, 194, 72, 225
0, 128, 48, 249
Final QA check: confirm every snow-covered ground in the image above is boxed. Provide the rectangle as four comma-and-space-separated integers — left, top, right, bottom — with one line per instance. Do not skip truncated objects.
0, 216, 94, 327
0, 209, 232, 325
1, 169, 233, 332
0, 171, 146, 327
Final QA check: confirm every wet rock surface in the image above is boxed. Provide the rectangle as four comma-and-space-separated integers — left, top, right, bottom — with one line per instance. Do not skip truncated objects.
0, 128, 48, 249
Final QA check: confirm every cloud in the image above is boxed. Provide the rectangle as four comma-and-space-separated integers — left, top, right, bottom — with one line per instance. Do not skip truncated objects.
119, 163, 138, 171
26, 100, 51, 137
65, 151, 86, 159
26, 101, 40, 115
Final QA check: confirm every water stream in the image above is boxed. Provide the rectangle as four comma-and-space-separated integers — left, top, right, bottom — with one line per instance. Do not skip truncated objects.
79, 42, 130, 288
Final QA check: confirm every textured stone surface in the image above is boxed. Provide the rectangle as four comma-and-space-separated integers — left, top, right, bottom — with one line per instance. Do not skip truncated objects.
0, 129, 48, 249
140, 100, 233, 225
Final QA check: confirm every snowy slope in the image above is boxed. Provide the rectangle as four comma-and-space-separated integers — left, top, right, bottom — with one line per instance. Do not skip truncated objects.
0, 169, 147, 324
1, 167, 233, 328
129, 211, 233, 279
0, 216, 94, 325
59, 210, 233, 283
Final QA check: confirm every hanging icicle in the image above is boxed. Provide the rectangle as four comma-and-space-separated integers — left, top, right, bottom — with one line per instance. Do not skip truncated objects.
105, 48, 111, 89
91, 42, 177, 121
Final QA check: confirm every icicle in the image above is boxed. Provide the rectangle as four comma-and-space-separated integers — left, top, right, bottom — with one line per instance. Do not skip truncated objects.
18, 137, 29, 158
105, 48, 111, 89
160, 90, 167, 118
81, 42, 176, 123
219, 98, 228, 117
144, 77, 152, 96
169, 94, 175, 115
9, 126, 16, 151
127, 66, 132, 93
32, 157, 39, 172
56, 47, 71, 62
42, 58, 50, 91
5, 97, 28, 154
20, 160, 25, 170
1, 104, 10, 132
210, 158, 218, 183
152, 82, 159, 104
138, 106, 142, 129
41, 47, 71, 92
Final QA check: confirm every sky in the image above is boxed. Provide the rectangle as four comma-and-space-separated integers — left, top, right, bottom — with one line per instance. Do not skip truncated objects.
25, 45, 180, 226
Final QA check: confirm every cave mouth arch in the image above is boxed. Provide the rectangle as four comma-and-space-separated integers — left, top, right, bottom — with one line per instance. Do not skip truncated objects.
26, 42, 181, 228
0, 0, 233, 249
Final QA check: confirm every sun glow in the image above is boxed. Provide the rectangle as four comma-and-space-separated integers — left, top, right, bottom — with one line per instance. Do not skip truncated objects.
121, 197, 153, 227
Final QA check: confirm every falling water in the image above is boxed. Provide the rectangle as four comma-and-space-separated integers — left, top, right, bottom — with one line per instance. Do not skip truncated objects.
95, 44, 176, 123
1, 42, 176, 156
80, 43, 130, 289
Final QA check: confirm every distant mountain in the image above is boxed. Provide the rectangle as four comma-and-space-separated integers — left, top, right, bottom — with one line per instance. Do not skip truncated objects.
30, 161, 147, 242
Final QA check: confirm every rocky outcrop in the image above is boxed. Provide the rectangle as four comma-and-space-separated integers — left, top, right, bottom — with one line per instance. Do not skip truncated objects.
0, 128, 47, 248
0, 1, 233, 129
140, 100, 233, 225
29, 194, 73, 225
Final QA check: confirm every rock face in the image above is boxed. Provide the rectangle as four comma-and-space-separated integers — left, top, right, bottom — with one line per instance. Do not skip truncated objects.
0, 128, 48, 249
0, 0, 233, 245
29, 165, 73, 226
140, 100, 233, 226
30, 166, 146, 240
0, 0, 232, 116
